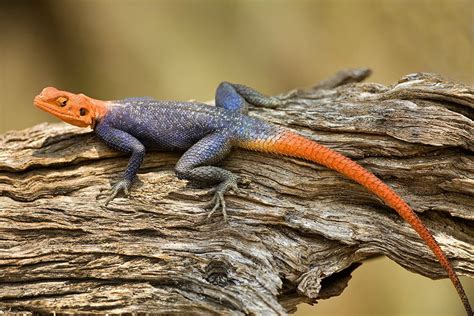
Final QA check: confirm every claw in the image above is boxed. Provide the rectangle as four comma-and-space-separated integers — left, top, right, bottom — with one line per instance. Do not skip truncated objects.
104, 179, 131, 205
206, 178, 239, 222
207, 192, 227, 221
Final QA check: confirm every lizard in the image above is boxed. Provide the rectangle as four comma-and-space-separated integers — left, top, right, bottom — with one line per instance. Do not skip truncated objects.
33, 82, 472, 315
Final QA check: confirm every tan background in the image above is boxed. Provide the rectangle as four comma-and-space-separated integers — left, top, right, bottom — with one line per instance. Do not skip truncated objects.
0, 0, 472, 315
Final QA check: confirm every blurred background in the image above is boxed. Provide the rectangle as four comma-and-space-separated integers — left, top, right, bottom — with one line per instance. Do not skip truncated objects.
0, 0, 472, 315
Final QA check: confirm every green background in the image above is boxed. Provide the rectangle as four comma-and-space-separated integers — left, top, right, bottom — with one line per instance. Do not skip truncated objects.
0, 1, 472, 315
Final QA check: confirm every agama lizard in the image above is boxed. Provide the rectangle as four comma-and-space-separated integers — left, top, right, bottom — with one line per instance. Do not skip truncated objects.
34, 83, 472, 315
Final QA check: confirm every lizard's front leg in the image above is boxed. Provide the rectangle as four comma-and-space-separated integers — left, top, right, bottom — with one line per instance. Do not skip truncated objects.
95, 122, 145, 204
174, 132, 237, 221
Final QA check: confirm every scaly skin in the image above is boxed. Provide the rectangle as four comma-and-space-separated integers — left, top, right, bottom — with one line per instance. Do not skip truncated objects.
34, 83, 472, 315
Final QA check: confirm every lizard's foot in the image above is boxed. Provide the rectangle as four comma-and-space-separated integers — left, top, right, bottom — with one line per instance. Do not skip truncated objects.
265, 97, 287, 108
206, 178, 239, 222
104, 179, 132, 205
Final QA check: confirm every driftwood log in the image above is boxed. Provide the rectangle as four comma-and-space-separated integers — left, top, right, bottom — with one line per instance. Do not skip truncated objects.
0, 70, 472, 314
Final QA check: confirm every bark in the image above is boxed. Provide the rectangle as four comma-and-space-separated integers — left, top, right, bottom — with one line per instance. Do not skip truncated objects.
0, 69, 472, 315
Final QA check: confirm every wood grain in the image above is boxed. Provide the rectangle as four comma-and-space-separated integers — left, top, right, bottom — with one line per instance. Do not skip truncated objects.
0, 70, 472, 315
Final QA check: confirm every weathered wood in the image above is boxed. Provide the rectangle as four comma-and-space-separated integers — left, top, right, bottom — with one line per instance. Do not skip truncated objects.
0, 70, 472, 315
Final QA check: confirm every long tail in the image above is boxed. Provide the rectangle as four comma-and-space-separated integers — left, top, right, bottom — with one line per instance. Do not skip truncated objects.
239, 129, 472, 315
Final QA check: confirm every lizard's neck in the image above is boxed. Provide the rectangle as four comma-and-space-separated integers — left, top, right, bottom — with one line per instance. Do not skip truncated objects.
86, 97, 112, 128
92, 98, 110, 120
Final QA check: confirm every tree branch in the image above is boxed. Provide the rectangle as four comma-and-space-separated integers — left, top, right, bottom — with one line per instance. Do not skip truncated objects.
0, 69, 472, 314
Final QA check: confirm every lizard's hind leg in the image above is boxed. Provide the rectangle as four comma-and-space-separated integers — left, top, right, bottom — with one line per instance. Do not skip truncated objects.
175, 133, 238, 221
215, 82, 284, 114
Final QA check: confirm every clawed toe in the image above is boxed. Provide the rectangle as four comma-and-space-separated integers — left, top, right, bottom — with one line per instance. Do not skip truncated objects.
207, 191, 227, 221
104, 179, 131, 205
205, 179, 239, 222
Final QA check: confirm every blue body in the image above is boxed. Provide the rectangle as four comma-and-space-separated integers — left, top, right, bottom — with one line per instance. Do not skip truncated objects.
100, 101, 244, 151
95, 82, 282, 190
97, 97, 281, 151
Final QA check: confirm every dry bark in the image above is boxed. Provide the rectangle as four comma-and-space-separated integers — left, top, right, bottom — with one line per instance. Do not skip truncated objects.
0, 69, 472, 315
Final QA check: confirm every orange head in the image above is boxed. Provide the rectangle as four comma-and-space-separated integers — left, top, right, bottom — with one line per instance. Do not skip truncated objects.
34, 87, 108, 128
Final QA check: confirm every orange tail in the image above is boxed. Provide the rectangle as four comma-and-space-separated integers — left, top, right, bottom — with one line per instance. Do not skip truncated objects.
240, 130, 472, 315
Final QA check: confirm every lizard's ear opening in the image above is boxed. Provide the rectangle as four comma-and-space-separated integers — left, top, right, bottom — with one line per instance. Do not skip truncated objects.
56, 97, 68, 107
79, 108, 88, 116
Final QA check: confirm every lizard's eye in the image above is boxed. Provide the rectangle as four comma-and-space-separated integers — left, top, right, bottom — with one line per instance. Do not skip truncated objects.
57, 97, 68, 107
79, 108, 88, 116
